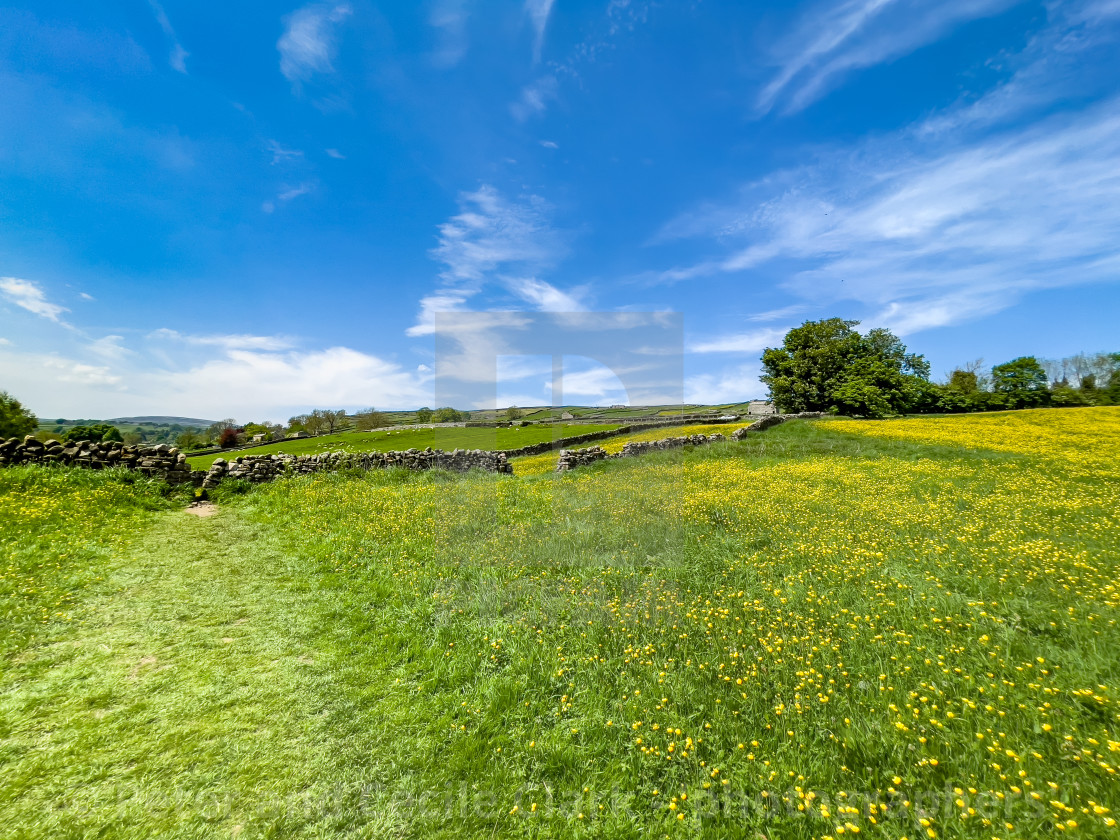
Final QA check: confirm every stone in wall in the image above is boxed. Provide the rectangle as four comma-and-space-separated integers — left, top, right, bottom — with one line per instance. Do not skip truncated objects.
0, 436, 193, 484
552, 412, 823, 472
555, 446, 609, 472
199, 446, 512, 488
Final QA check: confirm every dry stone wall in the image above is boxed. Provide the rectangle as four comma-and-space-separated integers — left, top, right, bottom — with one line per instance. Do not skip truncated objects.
201, 447, 511, 489
0, 436, 193, 483
0, 411, 821, 485
554, 412, 823, 473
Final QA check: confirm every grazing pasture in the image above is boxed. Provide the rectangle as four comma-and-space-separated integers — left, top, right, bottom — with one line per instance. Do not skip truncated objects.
2, 408, 1118, 838
186, 423, 622, 470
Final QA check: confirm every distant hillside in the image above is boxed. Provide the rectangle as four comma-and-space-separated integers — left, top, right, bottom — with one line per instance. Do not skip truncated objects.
108, 416, 217, 427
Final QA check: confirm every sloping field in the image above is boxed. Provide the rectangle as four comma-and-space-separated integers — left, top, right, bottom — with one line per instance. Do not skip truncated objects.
187, 423, 621, 470
511, 421, 744, 474
3, 408, 1119, 838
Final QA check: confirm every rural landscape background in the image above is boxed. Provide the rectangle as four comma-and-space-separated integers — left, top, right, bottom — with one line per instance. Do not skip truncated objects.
3, 1, 1120, 838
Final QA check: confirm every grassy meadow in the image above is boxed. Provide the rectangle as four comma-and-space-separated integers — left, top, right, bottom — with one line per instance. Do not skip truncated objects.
2, 407, 1119, 838
187, 423, 621, 470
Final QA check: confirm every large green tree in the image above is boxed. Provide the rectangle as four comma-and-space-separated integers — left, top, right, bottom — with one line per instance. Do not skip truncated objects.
991, 356, 1049, 409
760, 318, 930, 418
0, 391, 37, 439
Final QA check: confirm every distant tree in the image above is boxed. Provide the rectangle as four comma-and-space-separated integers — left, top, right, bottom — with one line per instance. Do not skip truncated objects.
946, 369, 979, 394
1080, 373, 1097, 393
176, 430, 203, 450
353, 407, 390, 431
205, 418, 238, 444
123, 431, 143, 445
415, 407, 433, 423
504, 405, 523, 421
760, 319, 930, 418
433, 407, 465, 423
322, 409, 348, 434
1104, 369, 1120, 406
991, 356, 1049, 409
0, 391, 37, 439
302, 411, 327, 435
63, 423, 123, 444
1050, 385, 1092, 407
218, 427, 240, 448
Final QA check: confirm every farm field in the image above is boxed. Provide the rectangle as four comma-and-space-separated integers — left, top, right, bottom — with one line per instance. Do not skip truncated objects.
186, 423, 622, 470
511, 421, 745, 474
2, 408, 1119, 838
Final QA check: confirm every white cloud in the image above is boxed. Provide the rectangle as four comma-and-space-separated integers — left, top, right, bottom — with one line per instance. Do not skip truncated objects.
685, 362, 768, 404
0, 338, 11, 346
148, 0, 189, 73
325, 147, 346, 159
539, 139, 559, 149
79, 292, 95, 301
0, 338, 432, 421
525, 0, 556, 61
148, 328, 296, 352
689, 327, 788, 354
430, 0, 471, 67
0, 277, 70, 324
547, 363, 629, 404
277, 182, 315, 202
758, 0, 1020, 114
433, 186, 561, 282
661, 78, 1120, 336
503, 277, 585, 311
406, 290, 474, 337
278, 3, 353, 86
511, 75, 557, 121
88, 335, 131, 361
267, 140, 304, 164
408, 186, 575, 335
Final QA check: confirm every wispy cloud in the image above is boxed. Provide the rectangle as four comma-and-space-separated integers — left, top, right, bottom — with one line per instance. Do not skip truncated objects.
278, 3, 353, 87
325, 147, 345, 159
525, 0, 556, 62
432, 186, 561, 282
429, 0, 471, 67
267, 140, 304, 164
148, 328, 296, 352
0, 277, 70, 324
147, 0, 188, 73
277, 182, 315, 202
407, 186, 576, 336
87, 334, 131, 361
690, 327, 788, 354
758, 0, 1019, 114
664, 99, 1120, 335
659, 4, 1120, 337
503, 277, 584, 311
511, 75, 557, 121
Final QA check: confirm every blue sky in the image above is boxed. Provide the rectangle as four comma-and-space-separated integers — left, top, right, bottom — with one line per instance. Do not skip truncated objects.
1, 0, 1118, 420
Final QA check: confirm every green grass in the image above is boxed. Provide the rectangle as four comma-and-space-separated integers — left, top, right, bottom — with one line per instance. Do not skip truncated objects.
3, 409, 1119, 838
187, 423, 621, 470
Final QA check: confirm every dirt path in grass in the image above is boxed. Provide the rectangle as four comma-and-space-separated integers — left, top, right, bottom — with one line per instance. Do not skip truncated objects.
0, 505, 378, 837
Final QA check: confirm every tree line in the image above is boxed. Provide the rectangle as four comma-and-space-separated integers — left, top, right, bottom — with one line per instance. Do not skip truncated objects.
761, 318, 1120, 418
